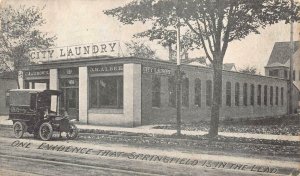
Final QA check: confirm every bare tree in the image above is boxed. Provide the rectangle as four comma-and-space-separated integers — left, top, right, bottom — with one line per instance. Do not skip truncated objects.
239, 66, 260, 75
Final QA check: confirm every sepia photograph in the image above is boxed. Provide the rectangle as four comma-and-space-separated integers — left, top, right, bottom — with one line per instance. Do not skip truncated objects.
0, 0, 299, 175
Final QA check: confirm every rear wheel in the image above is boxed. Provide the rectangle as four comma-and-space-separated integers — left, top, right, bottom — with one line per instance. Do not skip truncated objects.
39, 122, 53, 141
13, 121, 25, 139
66, 123, 78, 140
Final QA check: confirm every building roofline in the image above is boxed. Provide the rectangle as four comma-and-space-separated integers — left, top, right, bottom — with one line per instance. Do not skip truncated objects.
24, 56, 287, 81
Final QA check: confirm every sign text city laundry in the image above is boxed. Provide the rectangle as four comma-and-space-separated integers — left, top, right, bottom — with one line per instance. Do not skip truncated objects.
29, 42, 118, 60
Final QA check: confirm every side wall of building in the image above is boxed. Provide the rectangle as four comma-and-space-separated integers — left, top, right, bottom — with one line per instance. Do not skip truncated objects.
142, 64, 288, 125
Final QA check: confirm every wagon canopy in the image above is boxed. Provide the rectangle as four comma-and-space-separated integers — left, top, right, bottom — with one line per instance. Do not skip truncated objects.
9, 89, 62, 106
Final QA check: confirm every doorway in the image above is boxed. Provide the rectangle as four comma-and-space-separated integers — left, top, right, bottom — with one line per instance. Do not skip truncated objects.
60, 78, 79, 120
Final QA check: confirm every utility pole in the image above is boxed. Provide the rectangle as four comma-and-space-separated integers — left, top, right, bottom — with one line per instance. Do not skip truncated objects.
176, 19, 182, 136
288, 0, 294, 114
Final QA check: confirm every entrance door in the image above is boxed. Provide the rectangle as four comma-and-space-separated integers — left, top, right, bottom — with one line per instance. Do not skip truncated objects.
62, 88, 79, 120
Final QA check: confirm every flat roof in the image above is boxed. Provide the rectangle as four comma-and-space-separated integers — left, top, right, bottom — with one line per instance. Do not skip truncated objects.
10, 89, 62, 94
22, 56, 288, 81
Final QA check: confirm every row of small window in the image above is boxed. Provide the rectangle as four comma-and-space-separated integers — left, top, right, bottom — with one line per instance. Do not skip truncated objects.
225, 82, 284, 107
151, 76, 285, 108
269, 69, 300, 81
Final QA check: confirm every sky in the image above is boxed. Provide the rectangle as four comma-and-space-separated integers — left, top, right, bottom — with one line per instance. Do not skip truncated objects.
1, 0, 299, 74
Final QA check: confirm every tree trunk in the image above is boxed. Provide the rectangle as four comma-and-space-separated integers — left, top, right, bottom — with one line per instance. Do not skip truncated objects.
209, 57, 223, 137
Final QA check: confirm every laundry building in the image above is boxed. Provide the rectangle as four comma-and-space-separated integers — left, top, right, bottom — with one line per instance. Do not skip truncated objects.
18, 53, 299, 127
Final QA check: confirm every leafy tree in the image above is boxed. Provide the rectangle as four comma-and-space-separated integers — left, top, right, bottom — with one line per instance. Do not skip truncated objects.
239, 66, 260, 75
0, 5, 56, 88
134, 28, 197, 60
125, 40, 158, 59
104, 0, 299, 137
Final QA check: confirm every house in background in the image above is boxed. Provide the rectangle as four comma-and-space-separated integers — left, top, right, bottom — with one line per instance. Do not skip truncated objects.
223, 63, 237, 72
0, 72, 17, 115
0, 61, 18, 115
265, 41, 300, 86
265, 41, 300, 112
182, 57, 237, 72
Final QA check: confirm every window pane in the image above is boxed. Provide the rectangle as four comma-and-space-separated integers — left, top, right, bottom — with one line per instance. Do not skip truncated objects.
152, 76, 161, 107
168, 76, 176, 107
264, 85, 268, 106
235, 83, 240, 106
275, 87, 278, 105
250, 84, 254, 106
281, 87, 284, 106
89, 76, 123, 109
118, 79, 123, 108
194, 79, 201, 107
270, 86, 273, 106
293, 70, 295, 81
90, 78, 98, 108
182, 78, 189, 107
257, 85, 261, 106
206, 80, 212, 106
226, 82, 231, 106
99, 78, 117, 107
243, 83, 248, 106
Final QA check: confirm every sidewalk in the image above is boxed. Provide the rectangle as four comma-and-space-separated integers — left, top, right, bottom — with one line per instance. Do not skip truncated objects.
1, 116, 299, 142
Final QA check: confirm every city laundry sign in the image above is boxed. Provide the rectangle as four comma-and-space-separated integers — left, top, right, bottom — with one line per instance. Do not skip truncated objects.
29, 41, 119, 61
142, 66, 172, 75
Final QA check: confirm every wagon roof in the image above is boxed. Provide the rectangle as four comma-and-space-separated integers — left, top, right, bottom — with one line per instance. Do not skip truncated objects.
9, 89, 62, 95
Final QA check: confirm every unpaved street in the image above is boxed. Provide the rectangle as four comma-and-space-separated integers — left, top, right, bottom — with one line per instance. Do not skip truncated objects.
0, 126, 297, 176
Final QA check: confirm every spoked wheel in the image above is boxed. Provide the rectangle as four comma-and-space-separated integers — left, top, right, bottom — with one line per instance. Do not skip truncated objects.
39, 122, 53, 141
66, 123, 78, 140
13, 121, 25, 138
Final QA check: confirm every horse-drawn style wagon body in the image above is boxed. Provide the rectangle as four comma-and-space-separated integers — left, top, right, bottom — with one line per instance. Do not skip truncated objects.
9, 89, 78, 141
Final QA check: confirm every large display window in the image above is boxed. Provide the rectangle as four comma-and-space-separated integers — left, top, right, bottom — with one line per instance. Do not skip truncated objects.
90, 76, 123, 109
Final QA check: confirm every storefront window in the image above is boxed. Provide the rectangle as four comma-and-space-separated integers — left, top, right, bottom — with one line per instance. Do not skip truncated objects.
89, 76, 123, 109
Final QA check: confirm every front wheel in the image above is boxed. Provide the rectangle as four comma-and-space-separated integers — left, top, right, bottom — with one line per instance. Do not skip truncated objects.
66, 123, 78, 140
39, 122, 53, 141
13, 121, 25, 139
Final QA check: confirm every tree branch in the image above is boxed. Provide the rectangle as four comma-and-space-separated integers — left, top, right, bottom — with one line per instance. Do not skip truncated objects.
221, 1, 235, 58
201, 15, 214, 54
184, 19, 213, 63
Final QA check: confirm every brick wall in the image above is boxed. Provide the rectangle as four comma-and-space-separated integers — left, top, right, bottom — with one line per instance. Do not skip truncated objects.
141, 64, 289, 125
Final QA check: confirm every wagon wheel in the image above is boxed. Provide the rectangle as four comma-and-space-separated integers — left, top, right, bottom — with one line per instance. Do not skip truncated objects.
39, 122, 53, 141
13, 121, 25, 139
66, 123, 78, 140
